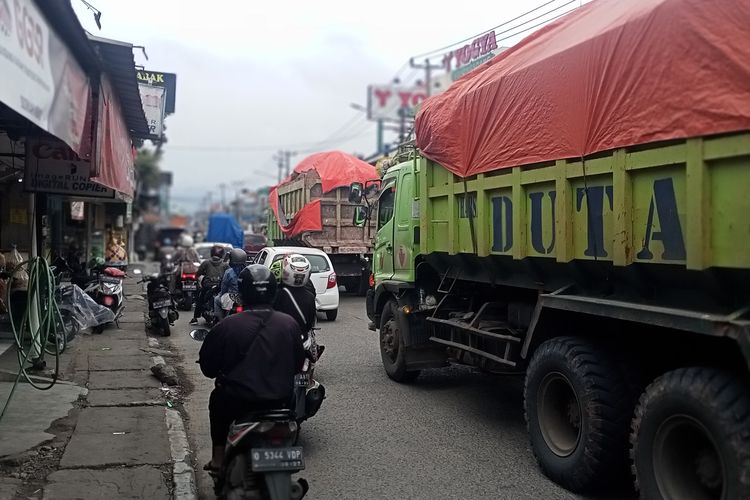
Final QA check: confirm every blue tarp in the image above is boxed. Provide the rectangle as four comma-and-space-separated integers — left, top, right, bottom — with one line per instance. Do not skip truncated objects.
206, 213, 244, 248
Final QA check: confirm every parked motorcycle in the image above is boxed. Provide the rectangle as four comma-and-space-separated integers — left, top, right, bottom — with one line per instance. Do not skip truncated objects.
189, 328, 309, 500
83, 266, 126, 334
141, 273, 178, 336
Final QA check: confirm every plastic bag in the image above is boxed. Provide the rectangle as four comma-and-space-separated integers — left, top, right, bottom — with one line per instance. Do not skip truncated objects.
58, 284, 115, 331
7, 245, 29, 290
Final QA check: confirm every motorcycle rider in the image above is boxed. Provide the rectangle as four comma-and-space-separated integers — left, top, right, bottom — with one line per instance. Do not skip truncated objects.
190, 245, 228, 325
173, 233, 200, 264
270, 254, 317, 333
198, 264, 305, 472
213, 248, 247, 320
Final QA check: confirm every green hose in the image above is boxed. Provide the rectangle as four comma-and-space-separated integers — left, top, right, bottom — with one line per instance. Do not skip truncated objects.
0, 257, 63, 421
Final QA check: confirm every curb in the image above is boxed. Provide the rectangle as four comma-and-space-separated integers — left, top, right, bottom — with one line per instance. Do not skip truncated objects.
166, 407, 197, 500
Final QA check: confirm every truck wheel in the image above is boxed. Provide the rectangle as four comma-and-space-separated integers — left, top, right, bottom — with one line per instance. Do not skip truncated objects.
524, 337, 635, 493
379, 301, 420, 383
630, 368, 750, 500
325, 309, 338, 321
357, 275, 369, 297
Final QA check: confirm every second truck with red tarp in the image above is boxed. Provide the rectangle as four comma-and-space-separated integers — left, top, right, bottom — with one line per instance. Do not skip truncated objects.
267, 151, 379, 295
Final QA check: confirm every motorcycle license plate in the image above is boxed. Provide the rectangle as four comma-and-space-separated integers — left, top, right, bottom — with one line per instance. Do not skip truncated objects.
153, 299, 171, 309
182, 282, 197, 290
101, 276, 121, 284
250, 447, 304, 472
294, 373, 310, 387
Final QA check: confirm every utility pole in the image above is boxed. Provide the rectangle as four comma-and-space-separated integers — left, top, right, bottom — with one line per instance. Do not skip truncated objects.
219, 183, 227, 211
410, 57, 443, 97
274, 151, 285, 183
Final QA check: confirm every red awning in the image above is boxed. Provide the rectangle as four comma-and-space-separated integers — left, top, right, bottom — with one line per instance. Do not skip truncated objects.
415, 0, 750, 177
93, 75, 136, 197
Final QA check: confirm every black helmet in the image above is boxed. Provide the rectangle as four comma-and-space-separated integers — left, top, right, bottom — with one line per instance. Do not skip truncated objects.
238, 264, 277, 306
210, 245, 226, 260
229, 248, 247, 266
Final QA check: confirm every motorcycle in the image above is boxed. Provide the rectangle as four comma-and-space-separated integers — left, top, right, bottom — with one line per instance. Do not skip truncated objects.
83, 266, 126, 334
293, 328, 325, 425
189, 328, 309, 500
141, 273, 178, 336
175, 261, 199, 311
197, 278, 221, 325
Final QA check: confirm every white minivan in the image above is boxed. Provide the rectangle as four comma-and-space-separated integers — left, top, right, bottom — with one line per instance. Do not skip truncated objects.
254, 246, 339, 321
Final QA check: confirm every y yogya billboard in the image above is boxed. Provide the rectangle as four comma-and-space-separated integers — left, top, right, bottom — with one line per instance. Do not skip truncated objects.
367, 85, 427, 121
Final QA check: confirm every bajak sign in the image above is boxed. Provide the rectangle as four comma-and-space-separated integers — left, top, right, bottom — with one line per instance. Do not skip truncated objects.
367, 85, 427, 121
0, 0, 90, 154
24, 140, 115, 198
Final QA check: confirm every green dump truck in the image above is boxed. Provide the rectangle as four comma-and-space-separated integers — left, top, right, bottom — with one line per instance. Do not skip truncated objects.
353, 132, 750, 497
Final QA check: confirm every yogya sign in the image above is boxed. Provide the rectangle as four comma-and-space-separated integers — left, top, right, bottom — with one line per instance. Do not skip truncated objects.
442, 31, 499, 80
367, 85, 427, 121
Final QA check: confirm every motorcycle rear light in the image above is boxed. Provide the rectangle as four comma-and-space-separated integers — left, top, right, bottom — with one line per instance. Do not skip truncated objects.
326, 273, 337, 289
102, 295, 114, 307
181, 273, 196, 280
235, 305, 244, 313
368, 273, 375, 288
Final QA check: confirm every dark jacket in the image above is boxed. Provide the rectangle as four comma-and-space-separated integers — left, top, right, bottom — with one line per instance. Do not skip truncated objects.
273, 285, 317, 332
197, 258, 227, 285
198, 308, 304, 402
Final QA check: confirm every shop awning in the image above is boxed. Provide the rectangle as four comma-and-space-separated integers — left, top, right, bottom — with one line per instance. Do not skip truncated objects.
89, 36, 151, 139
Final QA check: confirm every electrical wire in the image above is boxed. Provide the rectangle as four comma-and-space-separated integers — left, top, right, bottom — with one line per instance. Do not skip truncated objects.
494, 4, 577, 45
410, 0, 561, 60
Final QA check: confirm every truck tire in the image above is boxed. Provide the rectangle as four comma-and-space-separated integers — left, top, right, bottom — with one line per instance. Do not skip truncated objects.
379, 300, 420, 383
630, 368, 750, 500
524, 337, 635, 493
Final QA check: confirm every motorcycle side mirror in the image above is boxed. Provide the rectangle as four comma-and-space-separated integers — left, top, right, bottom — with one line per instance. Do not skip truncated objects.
190, 328, 209, 342
348, 182, 364, 204
352, 205, 369, 227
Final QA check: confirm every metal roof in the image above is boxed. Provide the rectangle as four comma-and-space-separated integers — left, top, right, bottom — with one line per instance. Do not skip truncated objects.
88, 35, 153, 140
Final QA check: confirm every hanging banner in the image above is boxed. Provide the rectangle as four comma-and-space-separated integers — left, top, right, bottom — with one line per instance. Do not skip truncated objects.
136, 70, 176, 114
138, 83, 166, 137
0, 0, 91, 154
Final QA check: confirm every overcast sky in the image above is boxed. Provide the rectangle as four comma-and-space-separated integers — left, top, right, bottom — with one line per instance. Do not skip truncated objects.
71, 0, 582, 213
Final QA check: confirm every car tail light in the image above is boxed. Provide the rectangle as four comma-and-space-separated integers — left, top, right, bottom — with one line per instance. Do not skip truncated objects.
181, 273, 196, 280
368, 273, 375, 288
235, 305, 244, 313
102, 295, 114, 307
326, 273, 337, 289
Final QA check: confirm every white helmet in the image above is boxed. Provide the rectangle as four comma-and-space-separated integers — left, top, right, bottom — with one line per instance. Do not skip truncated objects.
179, 234, 194, 247
281, 254, 311, 287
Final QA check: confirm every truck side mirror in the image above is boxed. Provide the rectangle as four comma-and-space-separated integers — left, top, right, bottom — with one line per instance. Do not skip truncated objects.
353, 205, 369, 227
349, 182, 364, 204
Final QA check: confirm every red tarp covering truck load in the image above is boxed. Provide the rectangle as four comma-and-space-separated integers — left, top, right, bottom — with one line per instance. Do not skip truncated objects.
269, 151, 378, 236
415, 0, 750, 178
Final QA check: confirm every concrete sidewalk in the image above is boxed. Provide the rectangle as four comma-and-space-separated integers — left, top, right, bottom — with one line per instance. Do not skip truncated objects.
0, 272, 196, 499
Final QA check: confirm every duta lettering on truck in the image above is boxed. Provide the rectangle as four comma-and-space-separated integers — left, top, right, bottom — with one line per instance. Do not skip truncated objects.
351, 0, 750, 498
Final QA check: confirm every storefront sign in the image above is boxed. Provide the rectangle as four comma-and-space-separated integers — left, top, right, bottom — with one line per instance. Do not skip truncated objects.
0, 0, 91, 154
442, 31, 499, 73
136, 70, 176, 114
367, 85, 427, 121
138, 83, 166, 137
24, 140, 115, 198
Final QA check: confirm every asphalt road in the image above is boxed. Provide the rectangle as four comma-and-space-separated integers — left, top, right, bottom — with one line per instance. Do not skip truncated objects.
170, 294, 581, 500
